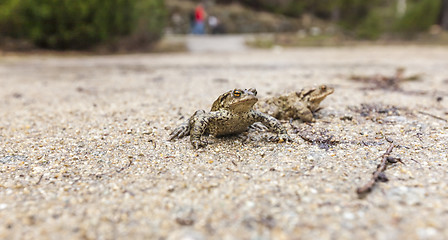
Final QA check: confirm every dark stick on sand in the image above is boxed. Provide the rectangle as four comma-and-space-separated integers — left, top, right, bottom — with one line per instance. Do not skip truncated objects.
356, 142, 398, 197
417, 111, 448, 123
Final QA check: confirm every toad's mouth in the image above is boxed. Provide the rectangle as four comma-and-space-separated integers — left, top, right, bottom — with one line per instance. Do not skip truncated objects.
230, 98, 258, 111
309, 89, 334, 102
231, 97, 258, 105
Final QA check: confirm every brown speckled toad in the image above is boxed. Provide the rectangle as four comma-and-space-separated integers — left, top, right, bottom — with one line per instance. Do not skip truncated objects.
256, 85, 334, 122
169, 88, 291, 149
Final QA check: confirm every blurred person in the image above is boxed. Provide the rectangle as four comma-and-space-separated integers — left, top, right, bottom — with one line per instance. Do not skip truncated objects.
192, 3, 207, 34
208, 15, 224, 34
189, 10, 195, 32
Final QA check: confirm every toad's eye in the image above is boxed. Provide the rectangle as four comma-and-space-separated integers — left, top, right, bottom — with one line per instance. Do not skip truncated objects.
233, 90, 242, 97
320, 85, 327, 90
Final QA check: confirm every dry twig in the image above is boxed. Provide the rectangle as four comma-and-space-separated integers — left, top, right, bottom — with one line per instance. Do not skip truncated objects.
350, 67, 421, 90
35, 174, 44, 185
291, 122, 339, 150
417, 111, 448, 123
356, 142, 402, 197
116, 158, 133, 173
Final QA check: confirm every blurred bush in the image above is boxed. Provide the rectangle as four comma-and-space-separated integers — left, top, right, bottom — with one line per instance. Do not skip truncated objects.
215, 0, 443, 39
217, 0, 320, 18
0, 0, 166, 49
394, 0, 441, 34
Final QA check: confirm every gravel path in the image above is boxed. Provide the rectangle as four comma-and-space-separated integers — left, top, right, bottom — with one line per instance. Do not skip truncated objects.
1, 46, 447, 239
186, 35, 247, 53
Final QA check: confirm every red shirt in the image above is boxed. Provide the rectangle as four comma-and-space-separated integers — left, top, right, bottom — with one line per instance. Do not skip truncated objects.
195, 5, 205, 21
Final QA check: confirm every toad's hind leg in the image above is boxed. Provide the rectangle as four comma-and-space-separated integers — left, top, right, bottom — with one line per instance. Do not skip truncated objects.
251, 110, 292, 142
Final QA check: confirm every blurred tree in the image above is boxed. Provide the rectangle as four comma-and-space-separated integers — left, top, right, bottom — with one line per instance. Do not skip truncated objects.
440, 0, 448, 30
212, 0, 443, 38
0, 0, 166, 50
394, 0, 441, 34
396, 0, 407, 17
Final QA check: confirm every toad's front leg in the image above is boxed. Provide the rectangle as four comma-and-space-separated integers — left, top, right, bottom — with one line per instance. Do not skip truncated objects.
189, 110, 211, 149
296, 103, 315, 122
169, 120, 190, 141
251, 110, 292, 142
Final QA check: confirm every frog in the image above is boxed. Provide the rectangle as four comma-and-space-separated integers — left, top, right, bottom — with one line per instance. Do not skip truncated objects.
255, 85, 334, 122
169, 88, 292, 149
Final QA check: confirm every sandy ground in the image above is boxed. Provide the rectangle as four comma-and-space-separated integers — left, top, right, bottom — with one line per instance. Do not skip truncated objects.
0, 46, 448, 240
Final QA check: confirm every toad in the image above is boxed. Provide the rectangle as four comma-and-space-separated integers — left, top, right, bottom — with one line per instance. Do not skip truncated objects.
256, 85, 334, 122
169, 88, 291, 149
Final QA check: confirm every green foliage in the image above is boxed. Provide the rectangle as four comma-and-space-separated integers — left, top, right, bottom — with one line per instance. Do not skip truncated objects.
0, 0, 23, 37
336, 0, 386, 29
217, 0, 442, 39
132, 0, 167, 44
354, 4, 395, 40
235, 0, 318, 18
355, 13, 383, 39
278, 1, 309, 17
353, 0, 441, 39
394, 0, 441, 34
0, 0, 166, 49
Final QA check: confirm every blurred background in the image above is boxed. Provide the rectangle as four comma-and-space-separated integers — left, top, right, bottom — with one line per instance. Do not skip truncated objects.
0, 0, 447, 52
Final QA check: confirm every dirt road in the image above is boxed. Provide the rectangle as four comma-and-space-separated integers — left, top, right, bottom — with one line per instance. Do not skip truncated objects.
1, 46, 447, 239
